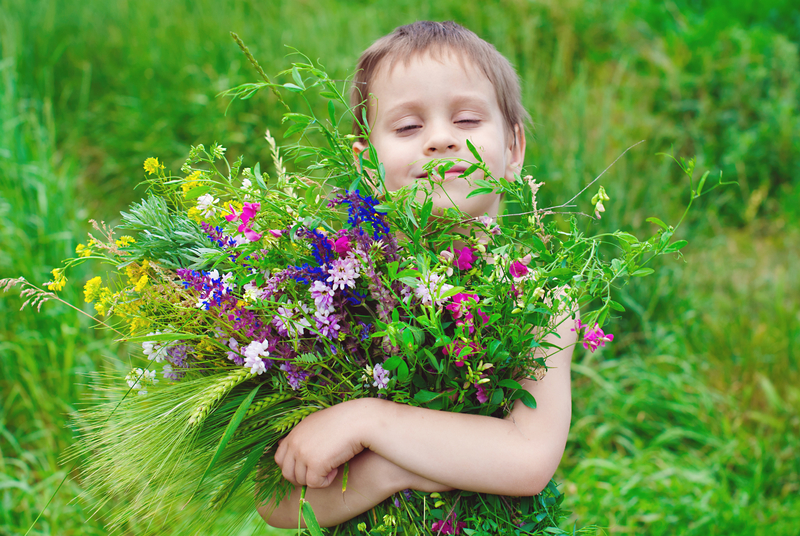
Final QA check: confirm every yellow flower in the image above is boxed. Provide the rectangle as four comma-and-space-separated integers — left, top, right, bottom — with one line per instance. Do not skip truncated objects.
46, 268, 67, 291
187, 206, 203, 223
75, 243, 92, 258
182, 170, 205, 196
134, 274, 148, 292
116, 235, 135, 247
128, 316, 151, 334
143, 157, 164, 175
84, 276, 103, 303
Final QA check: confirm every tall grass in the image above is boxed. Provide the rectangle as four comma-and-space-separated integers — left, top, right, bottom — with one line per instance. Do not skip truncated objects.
1, 0, 798, 534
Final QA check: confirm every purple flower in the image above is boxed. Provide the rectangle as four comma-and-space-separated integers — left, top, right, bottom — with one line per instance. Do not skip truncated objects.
280, 362, 310, 390
226, 337, 244, 365
243, 340, 270, 375
583, 323, 614, 352
333, 235, 352, 256
475, 382, 489, 404
431, 516, 467, 535
372, 363, 390, 389
315, 313, 341, 339
310, 280, 335, 316
509, 260, 529, 278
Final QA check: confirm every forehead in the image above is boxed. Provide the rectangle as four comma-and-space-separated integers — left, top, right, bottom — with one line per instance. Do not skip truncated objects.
368, 50, 499, 115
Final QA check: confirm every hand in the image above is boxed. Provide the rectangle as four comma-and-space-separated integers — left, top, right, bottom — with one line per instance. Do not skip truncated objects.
274, 398, 374, 488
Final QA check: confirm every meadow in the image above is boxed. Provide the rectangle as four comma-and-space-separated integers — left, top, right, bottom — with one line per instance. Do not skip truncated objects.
1, 0, 798, 534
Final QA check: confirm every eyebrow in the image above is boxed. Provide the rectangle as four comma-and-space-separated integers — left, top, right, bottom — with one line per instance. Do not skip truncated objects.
382, 93, 493, 120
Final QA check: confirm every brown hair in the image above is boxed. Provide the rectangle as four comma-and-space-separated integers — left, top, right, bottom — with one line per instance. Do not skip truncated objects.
351, 21, 529, 146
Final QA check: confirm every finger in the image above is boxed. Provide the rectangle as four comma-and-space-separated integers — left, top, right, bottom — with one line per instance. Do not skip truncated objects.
281, 456, 298, 486
274, 441, 286, 468
307, 466, 338, 489
294, 460, 308, 487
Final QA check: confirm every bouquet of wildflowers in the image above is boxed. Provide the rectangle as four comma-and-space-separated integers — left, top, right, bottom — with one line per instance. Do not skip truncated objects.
6, 47, 708, 536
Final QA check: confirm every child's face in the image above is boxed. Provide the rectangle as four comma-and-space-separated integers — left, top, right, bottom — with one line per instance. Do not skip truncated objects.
354, 51, 525, 219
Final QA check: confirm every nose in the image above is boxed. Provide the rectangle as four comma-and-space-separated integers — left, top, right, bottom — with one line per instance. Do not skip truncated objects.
423, 121, 460, 156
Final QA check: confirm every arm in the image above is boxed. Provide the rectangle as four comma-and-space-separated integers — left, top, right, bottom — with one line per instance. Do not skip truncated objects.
258, 450, 452, 528
268, 312, 576, 520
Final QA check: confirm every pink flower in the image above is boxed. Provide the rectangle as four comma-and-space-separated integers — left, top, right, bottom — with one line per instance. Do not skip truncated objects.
431, 517, 467, 535
453, 247, 476, 270
509, 260, 529, 278
475, 382, 489, 404
224, 202, 262, 242
445, 293, 479, 319
583, 324, 614, 352
333, 235, 352, 256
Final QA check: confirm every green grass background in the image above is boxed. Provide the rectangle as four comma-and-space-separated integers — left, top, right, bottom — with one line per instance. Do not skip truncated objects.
1, 0, 798, 534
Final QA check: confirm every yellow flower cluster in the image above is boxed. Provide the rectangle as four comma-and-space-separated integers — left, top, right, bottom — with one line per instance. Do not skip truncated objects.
75, 243, 91, 257
187, 206, 204, 223
83, 276, 114, 315
116, 235, 136, 247
143, 157, 164, 175
46, 268, 67, 291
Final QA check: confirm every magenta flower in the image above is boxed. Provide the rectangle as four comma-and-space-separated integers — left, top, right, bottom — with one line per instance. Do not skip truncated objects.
509, 260, 529, 278
333, 235, 352, 256
453, 246, 476, 270
583, 324, 614, 352
445, 293, 479, 319
431, 516, 467, 535
224, 202, 263, 242
475, 382, 489, 404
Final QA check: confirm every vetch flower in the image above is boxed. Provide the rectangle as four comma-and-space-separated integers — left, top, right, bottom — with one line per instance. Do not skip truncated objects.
453, 246, 476, 270
243, 339, 270, 375
414, 273, 454, 306
582, 323, 614, 352
327, 256, 360, 291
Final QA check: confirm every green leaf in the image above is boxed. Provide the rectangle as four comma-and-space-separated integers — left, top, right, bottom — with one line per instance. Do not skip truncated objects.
647, 217, 669, 230
282, 82, 303, 92
195, 384, 261, 494
291, 67, 305, 89
413, 390, 441, 403
327, 100, 336, 125
300, 500, 324, 536
498, 379, 523, 389
665, 239, 688, 253
183, 185, 211, 200
608, 300, 625, 312
517, 389, 537, 409
223, 439, 268, 509
120, 332, 204, 343
466, 187, 495, 198
466, 138, 483, 162
383, 357, 404, 371
632, 267, 654, 277
253, 162, 267, 190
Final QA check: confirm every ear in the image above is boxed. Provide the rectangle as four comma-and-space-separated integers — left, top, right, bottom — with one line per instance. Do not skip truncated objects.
353, 139, 368, 162
505, 123, 526, 180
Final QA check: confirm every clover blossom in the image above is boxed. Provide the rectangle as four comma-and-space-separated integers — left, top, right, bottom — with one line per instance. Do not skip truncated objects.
327, 255, 360, 291
310, 280, 335, 315
414, 273, 454, 306
372, 363, 390, 389
142, 332, 171, 363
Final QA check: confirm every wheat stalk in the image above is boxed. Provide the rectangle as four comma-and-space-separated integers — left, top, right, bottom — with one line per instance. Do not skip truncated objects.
187, 369, 256, 427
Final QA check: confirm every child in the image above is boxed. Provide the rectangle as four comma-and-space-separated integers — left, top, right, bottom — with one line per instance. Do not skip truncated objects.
258, 20, 576, 528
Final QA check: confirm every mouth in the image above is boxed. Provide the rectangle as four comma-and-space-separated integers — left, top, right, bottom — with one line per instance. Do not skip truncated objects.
416, 165, 469, 182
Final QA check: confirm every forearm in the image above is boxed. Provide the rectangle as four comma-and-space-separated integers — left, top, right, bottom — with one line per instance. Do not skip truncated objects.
259, 449, 451, 528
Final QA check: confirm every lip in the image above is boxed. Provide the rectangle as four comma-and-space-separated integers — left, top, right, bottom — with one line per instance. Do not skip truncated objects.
416, 165, 469, 182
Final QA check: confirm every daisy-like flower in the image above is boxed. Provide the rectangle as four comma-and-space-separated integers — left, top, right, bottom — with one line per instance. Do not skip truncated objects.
196, 193, 218, 218
243, 339, 270, 375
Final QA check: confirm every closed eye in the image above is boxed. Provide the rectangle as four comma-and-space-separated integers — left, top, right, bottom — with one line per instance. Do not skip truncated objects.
396, 124, 421, 134
456, 119, 480, 125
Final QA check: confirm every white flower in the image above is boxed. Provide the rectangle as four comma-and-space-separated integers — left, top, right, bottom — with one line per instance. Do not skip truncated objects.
242, 178, 252, 190
243, 340, 270, 375
196, 193, 218, 218
211, 143, 226, 160
243, 281, 264, 302
125, 367, 157, 395
142, 332, 170, 363
221, 272, 235, 293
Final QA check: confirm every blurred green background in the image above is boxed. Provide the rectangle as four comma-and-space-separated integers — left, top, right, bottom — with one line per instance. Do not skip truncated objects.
1, 0, 798, 534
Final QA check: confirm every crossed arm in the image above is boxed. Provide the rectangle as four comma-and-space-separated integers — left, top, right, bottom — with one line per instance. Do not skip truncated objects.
257, 313, 577, 528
